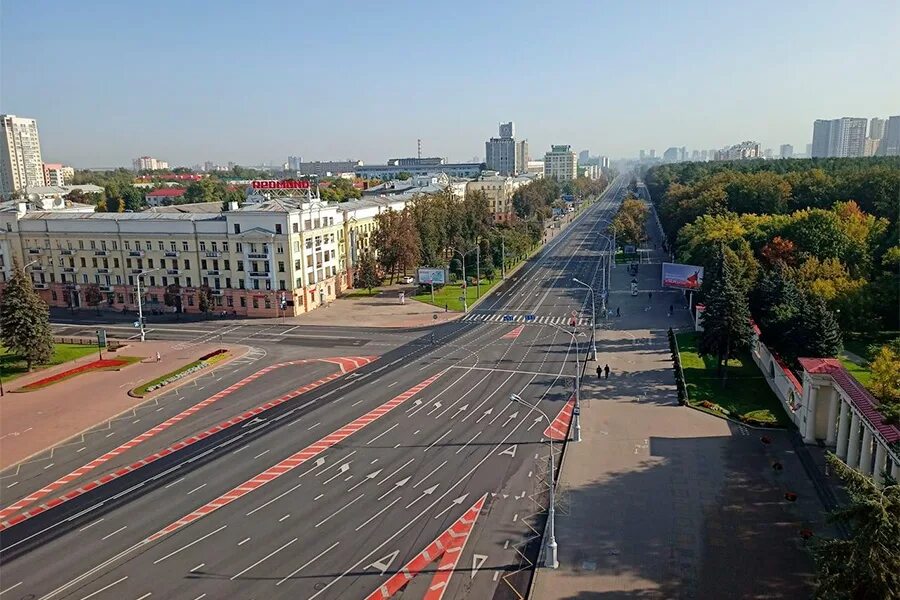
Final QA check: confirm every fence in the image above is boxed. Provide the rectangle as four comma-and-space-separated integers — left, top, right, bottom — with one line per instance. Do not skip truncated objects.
667, 327, 689, 405
748, 330, 803, 428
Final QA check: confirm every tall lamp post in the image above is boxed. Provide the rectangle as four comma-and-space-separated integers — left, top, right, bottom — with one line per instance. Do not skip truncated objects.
135, 268, 161, 342
573, 278, 597, 361
510, 393, 558, 569
449, 245, 478, 313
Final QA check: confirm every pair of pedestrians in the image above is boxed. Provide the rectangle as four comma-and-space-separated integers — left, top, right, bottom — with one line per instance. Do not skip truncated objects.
596, 364, 610, 380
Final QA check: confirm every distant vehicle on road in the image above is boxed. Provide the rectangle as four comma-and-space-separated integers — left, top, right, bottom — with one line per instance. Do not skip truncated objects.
400, 276, 415, 284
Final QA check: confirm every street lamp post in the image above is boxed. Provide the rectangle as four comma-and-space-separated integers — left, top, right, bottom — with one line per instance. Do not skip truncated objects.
450, 245, 479, 313
573, 278, 597, 361
136, 268, 161, 342
510, 393, 558, 569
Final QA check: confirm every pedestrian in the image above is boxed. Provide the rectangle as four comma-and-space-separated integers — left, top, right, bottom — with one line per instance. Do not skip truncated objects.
596, 364, 602, 380
668, 304, 674, 317
616, 306, 621, 318
155, 351, 161, 363
648, 291, 653, 303
604, 364, 610, 379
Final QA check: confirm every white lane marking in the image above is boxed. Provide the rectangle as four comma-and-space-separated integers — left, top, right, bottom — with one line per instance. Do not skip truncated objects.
354, 497, 402, 531
192, 595, 206, 600
78, 576, 128, 600
246, 481, 303, 516
315, 494, 364, 528
230, 538, 298, 580
253, 450, 270, 459
307, 422, 321, 430
153, 525, 228, 564
376, 458, 415, 485
187, 484, 207, 495
364, 423, 398, 446
322, 464, 350, 485
44, 463, 55, 470
101, 526, 127, 540
164, 478, 185, 489
279, 326, 300, 335
376, 477, 410, 501
276, 541, 340, 586
0, 582, 23, 596
105, 432, 115, 438
455, 431, 482, 454
412, 460, 447, 489
232, 446, 249, 454
405, 484, 439, 509
387, 381, 398, 388
237, 537, 250, 546
279, 514, 290, 522
77, 447, 87, 452
135, 593, 152, 600
424, 429, 452, 452
78, 518, 104, 532
314, 494, 324, 500
190, 563, 204, 572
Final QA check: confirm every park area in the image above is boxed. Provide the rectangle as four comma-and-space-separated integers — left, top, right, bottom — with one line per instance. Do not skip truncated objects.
676, 332, 791, 427
1, 343, 98, 384
413, 279, 502, 312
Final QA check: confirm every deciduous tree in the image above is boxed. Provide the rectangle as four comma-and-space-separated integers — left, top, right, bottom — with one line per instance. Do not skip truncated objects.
83, 283, 103, 314
356, 252, 380, 293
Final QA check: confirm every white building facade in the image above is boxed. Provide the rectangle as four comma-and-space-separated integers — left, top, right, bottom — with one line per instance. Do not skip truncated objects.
1, 115, 46, 197
543, 145, 577, 181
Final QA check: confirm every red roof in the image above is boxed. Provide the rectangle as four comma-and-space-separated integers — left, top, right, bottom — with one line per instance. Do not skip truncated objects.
798, 357, 900, 443
774, 354, 802, 392
146, 188, 187, 197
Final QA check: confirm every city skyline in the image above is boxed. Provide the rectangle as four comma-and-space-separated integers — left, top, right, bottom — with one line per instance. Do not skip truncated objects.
2, 1, 899, 167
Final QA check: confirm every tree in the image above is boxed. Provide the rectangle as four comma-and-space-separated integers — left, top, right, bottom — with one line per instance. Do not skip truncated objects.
796, 294, 842, 358
698, 247, 753, 380
197, 284, 213, 317
83, 283, 103, 315
611, 196, 649, 246
356, 252, 380, 293
0, 262, 53, 371
164, 283, 182, 313
812, 453, 900, 600
868, 340, 900, 424
184, 178, 226, 204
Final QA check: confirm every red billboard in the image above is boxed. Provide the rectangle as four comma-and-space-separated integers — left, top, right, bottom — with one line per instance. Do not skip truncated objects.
251, 180, 311, 190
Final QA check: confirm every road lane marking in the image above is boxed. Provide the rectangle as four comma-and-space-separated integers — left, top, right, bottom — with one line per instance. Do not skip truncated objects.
0, 582, 23, 596
315, 494, 364, 528
101, 526, 127, 540
78, 576, 128, 600
253, 450, 270, 459
187, 484, 207, 495
164, 478, 185, 489
279, 514, 290, 522
246, 481, 303, 516
237, 537, 250, 546
78, 518, 104, 532
354, 497, 402, 531
424, 429, 452, 452
276, 541, 340, 586
364, 423, 398, 445
153, 525, 227, 564
135, 594, 152, 600
190, 563, 204, 572
413, 460, 447, 489
455, 431, 482, 454
376, 458, 415, 485
231, 538, 299, 580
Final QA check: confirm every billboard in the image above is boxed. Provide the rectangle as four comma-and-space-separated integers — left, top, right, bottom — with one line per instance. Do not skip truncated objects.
661, 262, 703, 290
251, 179, 311, 190
417, 268, 446, 285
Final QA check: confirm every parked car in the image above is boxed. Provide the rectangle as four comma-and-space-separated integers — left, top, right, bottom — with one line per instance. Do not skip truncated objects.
400, 276, 415, 284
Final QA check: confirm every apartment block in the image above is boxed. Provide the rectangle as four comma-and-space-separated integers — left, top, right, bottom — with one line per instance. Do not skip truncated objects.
1, 115, 46, 196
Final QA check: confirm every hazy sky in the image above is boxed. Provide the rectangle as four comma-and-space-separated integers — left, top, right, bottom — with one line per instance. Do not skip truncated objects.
2, 0, 899, 168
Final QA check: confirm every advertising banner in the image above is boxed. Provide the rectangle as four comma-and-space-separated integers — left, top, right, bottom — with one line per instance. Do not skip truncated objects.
417, 268, 446, 285
661, 262, 703, 290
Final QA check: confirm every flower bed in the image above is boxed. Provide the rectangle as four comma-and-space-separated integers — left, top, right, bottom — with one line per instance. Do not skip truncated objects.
16, 356, 141, 392
131, 349, 229, 397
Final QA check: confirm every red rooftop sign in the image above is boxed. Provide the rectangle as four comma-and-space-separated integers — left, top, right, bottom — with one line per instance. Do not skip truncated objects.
251, 180, 311, 190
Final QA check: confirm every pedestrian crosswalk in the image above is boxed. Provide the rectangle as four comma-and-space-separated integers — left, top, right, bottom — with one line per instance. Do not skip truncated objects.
461, 313, 591, 325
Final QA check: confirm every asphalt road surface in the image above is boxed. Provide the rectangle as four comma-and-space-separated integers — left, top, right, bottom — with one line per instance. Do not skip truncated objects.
0, 176, 628, 600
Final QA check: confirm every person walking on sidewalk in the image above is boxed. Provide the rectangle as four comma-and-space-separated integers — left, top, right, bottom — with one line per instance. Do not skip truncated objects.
596, 364, 603, 380
668, 304, 674, 317
604, 364, 610, 379
616, 306, 621, 318
155, 351, 161, 362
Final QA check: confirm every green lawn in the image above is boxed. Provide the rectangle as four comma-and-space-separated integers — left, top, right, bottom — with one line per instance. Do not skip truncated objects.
676, 332, 791, 427
839, 357, 872, 387
1, 344, 98, 383
342, 287, 382, 298
842, 331, 899, 362
413, 278, 503, 312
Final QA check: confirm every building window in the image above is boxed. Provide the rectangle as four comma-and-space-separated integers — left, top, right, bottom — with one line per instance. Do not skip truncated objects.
148, 258, 154, 268
162, 276, 168, 286
92, 258, 98, 267
225, 277, 231, 288
101, 240, 107, 250
113, 258, 119, 268
279, 280, 286, 291
252, 297, 259, 309
158, 241, 164, 250
211, 241, 218, 251
125, 241, 130, 250
292, 223, 299, 233
149, 276, 156, 286
79, 240, 84, 249
275, 224, 282, 234
226, 296, 233, 307
239, 279, 245, 289
265, 297, 271, 309
295, 277, 302, 288
234, 224, 241, 234
90, 240, 96, 250
187, 295, 194, 306
222, 242, 228, 252
240, 296, 246, 307
201, 259, 208, 270
184, 259, 190, 269
182, 241, 189, 251
80, 257, 86, 267
170, 241, 176, 251
224, 259, 230, 270
237, 260, 244, 271
200, 241, 206, 251
278, 261, 285, 272
186, 277, 192, 287
145, 241, 151, 250
235, 242, 242, 252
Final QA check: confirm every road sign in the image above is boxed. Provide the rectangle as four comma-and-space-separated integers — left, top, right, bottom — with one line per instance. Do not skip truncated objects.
502, 314, 514, 322
525, 314, 535, 322
133, 321, 140, 328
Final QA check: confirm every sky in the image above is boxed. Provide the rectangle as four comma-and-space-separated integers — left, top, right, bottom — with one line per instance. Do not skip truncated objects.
2, 0, 899, 168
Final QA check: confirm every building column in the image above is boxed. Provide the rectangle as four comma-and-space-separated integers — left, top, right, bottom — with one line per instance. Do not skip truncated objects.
825, 391, 840, 446
859, 428, 874, 476
845, 413, 861, 469
892, 460, 899, 483
804, 386, 819, 443
873, 444, 888, 486
835, 401, 851, 459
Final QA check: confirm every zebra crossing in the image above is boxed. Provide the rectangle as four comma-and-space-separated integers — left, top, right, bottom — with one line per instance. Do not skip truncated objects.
461, 313, 591, 325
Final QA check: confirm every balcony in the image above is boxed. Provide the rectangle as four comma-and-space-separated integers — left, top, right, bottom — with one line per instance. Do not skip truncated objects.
33, 282, 49, 289
60, 249, 73, 256
97, 268, 110, 274
63, 267, 76, 273
248, 271, 270, 278
246, 252, 268, 259
27, 248, 42, 255
206, 270, 220, 276
30, 265, 44, 271
129, 250, 145, 257
94, 250, 108, 257
164, 251, 178, 258
130, 269, 143, 274
204, 251, 221, 258
166, 269, 180, 276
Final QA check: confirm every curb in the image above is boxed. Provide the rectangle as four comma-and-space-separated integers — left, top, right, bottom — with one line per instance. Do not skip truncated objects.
683, 402, 788, 431
126, 348, 245, 399
1, 344, 250, 472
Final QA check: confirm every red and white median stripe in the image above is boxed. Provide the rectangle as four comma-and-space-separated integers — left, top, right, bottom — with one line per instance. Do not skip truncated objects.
0, 356, 377, 530
145, 371, 445, 543
543, 395, 575, 441
502, 325, 525, 340
365, 493, 487, 600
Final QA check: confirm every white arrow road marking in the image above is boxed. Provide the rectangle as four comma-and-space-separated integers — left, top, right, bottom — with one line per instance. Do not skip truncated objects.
475, 408, 493, 424
297, 457, 326, 479
432, 494, 470, 520
405, 484, 439, 509
498, 444, 517, 458
377, 458, 415, 485
377, 476, 411, 501
471, 553, 488, 579
502, 411, 519, 428
322, 463, 351, 485
347, 469, 382, 492
365, 550, 400, 575
450, 404, 469, 419
240, 417, 266, 428
405, 398, 423, 414
426, 401, 443, 416
527, 416, 542, 431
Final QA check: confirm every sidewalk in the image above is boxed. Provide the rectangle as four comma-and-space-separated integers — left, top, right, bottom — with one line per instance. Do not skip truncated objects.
0, 341, 243, 469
